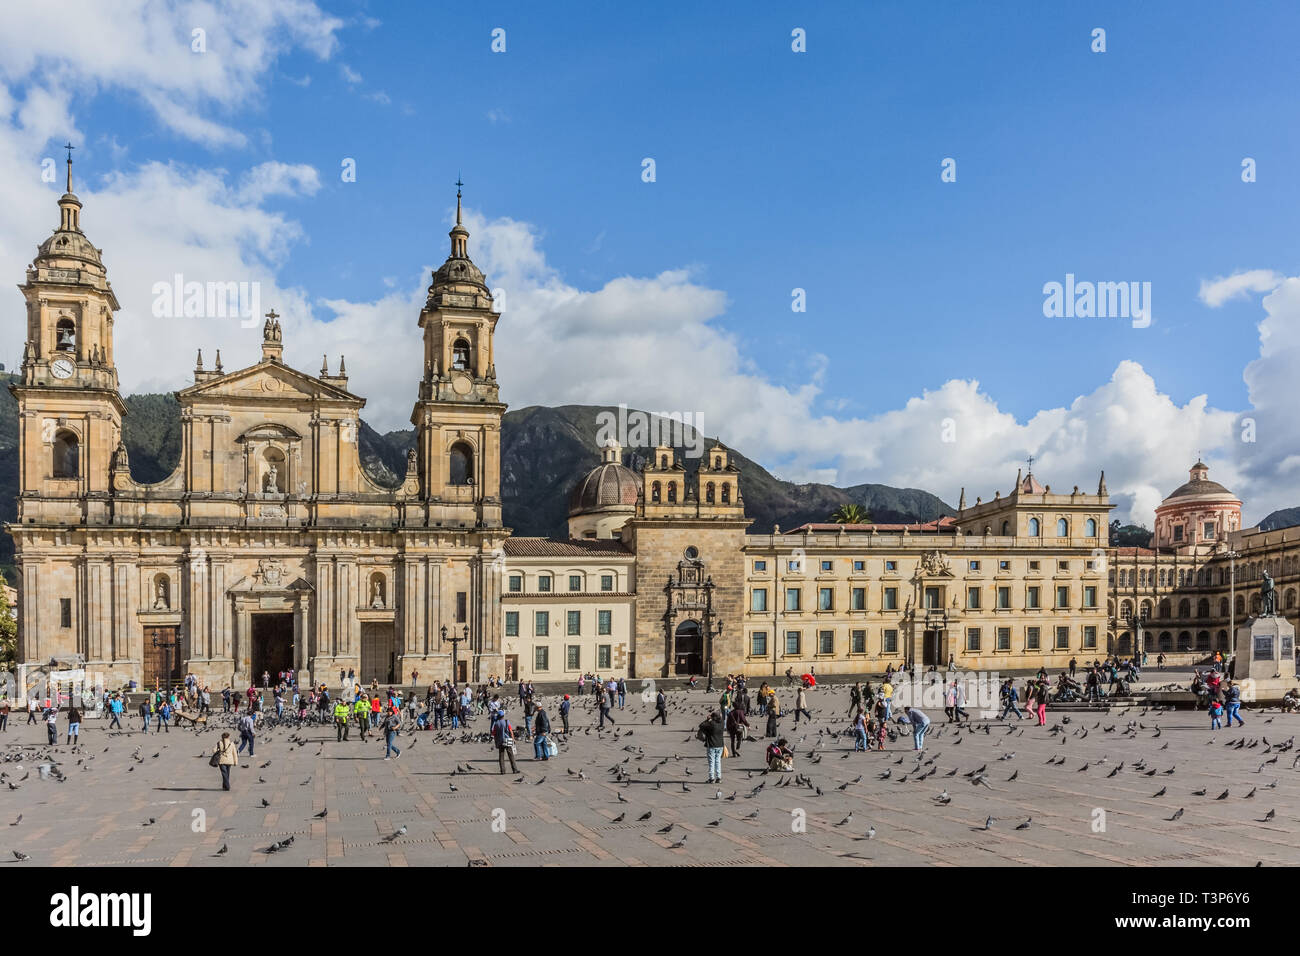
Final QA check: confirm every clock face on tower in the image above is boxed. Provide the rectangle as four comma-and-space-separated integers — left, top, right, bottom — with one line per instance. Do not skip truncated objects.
50, 358, 75, 380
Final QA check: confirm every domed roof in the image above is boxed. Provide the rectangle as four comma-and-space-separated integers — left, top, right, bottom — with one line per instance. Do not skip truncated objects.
568, 458, 642, 516
1160, 461, 1239, 505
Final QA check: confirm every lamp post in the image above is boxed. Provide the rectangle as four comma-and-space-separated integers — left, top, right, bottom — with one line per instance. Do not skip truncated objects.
151, 631, 181, 692
707, 620, 722, 694
1226, 550, 1238, 662
442, 624, 469, 687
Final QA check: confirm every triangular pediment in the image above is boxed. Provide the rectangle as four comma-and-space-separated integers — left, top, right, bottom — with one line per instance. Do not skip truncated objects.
178, 360, 362, 404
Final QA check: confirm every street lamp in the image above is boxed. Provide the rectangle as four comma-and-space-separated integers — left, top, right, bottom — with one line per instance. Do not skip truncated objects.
707, 620, 722, 693
442, 624, 468, 687
1226, 550, 1239, 662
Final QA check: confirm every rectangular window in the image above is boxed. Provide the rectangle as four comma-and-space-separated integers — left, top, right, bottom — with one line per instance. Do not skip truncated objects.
1084, 586, 1097, 608
851, 587, 865, 610
504, 611, 518, 637
851, 629, 866, 654
568, 574, 582, 592
820, 560, 833, 572
785, 588, 801, 611
1027, 586, 1040, 609
818, 630, 834, 654
1203, 522, 1215, 540
60, 599, 72, 629
884, 587, 898, 611
885, 560, 898, 572
751, 588, 768, 612
999, 560, 1010, 571
966, 627, 981, 652
1057, 560, 1069, 572
1028, 560, 1040, 571
597, 645, 612, 669
1056, 585, 1069, 608
883, 629, 898, 653
997, 627, 1011, 651
852, 560, 865, 572
600, 574, 614, 592
456, 591, 467, 623
967, 587, 980, 609
534, 646, 549, 672
753, 560, 767, 572
1055, 626, 1070, 650
924, 586, 940, 609
1026, 626, 1041, 650
818, 587, 834, 611
534, 611, 549, 637
997, 586, 1010, 609
567, 610, 581, 636
598, 610, 612, 636
538, 575, 552, 593
969, 560, 981, 571
566, 645, 581, 670
787, 560, 802, 573
750, 631, 768, 656
1083, 625, 1097, 649
1173, 525, 1184, 542
784, 631, 801, 656
508, 575, 522, 593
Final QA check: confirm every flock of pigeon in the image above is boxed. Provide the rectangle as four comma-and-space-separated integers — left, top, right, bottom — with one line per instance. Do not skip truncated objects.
2, 680, 1297, 866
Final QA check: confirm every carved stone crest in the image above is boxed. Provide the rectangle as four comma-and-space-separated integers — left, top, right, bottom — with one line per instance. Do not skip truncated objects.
255, 558, 286, 588
918, 550, 952, 577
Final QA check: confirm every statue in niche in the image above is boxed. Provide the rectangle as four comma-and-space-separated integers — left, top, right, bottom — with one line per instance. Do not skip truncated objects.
371, 579, 384, 608
263, 463, 279, 493
153, 581, 169, 610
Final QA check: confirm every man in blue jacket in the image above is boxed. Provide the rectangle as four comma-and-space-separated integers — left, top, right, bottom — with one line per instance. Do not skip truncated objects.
1224, 682, 1246, 727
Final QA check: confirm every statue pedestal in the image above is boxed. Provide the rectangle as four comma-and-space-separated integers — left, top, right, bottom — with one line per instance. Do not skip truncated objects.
1237, 616, 1296, 681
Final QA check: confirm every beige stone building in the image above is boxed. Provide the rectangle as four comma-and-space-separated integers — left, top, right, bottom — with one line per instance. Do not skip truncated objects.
10, 171, 508, 689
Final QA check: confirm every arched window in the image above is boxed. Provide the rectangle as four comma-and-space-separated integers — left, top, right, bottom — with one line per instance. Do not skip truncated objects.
667, 482, 677, 503
52, 430, 78, 478
1028, 518, 1040, 537
651, 481, 661, 503
1140, 600, 1152, 620
1120, 600, 1133, 620
451, 338, 472, 371
705, 482, 715, 504
1001, 521, 1009, 535
1196, 630, 1210, 651
1056, 518, 1068, 537
713, 456, 721, 468
1177, 630, 1192, 651
721, 483, 730, 504
1158, 569, 1167, 587
1084, 517, 1097, 537
1178, 599, 1191, 619
660, 455, 668, 469
1235, 595, 1245, 615
1216, 630, 1229, 651
1159, 599, 1171, 618
448, 442, 473, 486
1219, 598, 1229, 617
1288, 588, 1297, 610
1158, 631, 1172, 651
1197, 598, 1209, 618
55, 317, 76, 353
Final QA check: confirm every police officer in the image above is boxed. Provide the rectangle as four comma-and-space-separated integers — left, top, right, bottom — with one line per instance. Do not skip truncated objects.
354, 694, 370, 741
333, 698, 350, 741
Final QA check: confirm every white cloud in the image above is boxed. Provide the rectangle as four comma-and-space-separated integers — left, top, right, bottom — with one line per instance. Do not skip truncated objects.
235, 161, 321, 204
1198, 269, 1284, 308
340, 64, 362, 85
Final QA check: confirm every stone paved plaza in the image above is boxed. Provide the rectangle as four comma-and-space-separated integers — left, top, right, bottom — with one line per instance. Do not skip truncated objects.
2, 683, 1298, 867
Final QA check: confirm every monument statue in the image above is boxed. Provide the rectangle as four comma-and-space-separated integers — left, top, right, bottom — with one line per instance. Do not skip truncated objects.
153, 582, 168, 610
1260, 570, 1276, 617
371, 580, 384, 608
263, 463, 279, 493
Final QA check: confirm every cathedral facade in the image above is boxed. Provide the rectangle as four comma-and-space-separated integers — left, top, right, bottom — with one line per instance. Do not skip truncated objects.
10, 165, 508, 689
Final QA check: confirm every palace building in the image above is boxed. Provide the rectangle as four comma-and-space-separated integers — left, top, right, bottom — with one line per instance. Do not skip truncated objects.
10, 173, 1297, 689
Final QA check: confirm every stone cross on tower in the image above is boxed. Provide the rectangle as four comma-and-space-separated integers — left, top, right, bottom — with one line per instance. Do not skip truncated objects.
261, 308, 284, 362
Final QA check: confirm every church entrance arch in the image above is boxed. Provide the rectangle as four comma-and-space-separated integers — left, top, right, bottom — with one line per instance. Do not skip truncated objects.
674, 620, 703, 676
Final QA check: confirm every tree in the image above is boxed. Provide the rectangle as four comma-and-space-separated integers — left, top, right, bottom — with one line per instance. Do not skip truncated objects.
0, 571, 15, 672
831, 503, 871, 524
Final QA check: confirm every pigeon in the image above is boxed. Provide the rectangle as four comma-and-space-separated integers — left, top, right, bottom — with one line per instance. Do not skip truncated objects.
934, 790, 951, 805
611, 813, 625, 823
1007, 770, 1019, 782
1216, 789, 1230, 800
260, 798, 270, 808
1192, 788, 1207, 796
142, 818, 156, 826
638, 811, 652, 821
835, 813, 853, 827
657, 823, 674, 834
381, 825, 408, 843
215, 844, 228, 855
313, 808, 328, 819
1169, 808, 1185, 821
9, 815, 20, 827
707, 819, 721, 827
1016, 818, 1031, 830
12, 850, 30, 861
1152, 787, 1166, 797
866, 825, 876, 840
981, 815, 994, 830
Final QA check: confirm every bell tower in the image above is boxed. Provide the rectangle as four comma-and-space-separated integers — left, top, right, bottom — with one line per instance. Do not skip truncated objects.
409, 182, 505, 528
11, 147, 125, 524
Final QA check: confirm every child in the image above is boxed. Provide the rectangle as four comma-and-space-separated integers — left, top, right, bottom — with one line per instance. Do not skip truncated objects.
1209, 698, 1224, 730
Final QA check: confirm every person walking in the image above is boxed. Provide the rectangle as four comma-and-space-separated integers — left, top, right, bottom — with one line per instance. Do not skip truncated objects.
156, 698, 171, 733
559, 695, 571, 734
27, 696, 39, 725
1209, 697, 1224, 730
381, 706, 402, 760
880, 678, 894, 720
354, 694, 370, 741
598, 687, 616, 729
765, 692, 780, 738
491, 711, 519, 774
44, 705, 58, 745
333, 698, 350, 741
533, 704, 552, 761
213, 731, 237, 790
617, 677, 627, 710
237, 711, 256, 757
66, 702, 82, 745
0, 697, 8, 733
793, 684, 811, 725
848, 682, 862, 716
998, 680, 1023, 720
1224, 682, 1246, 727
1069, 657, 1077, 679
698, 710, 725, 783
106, 694, 123, 730
1033, 681, 1048, 726
725, 705, 749, 757
522, 695, 537, 741
651, 688, 668, 725
852, 707, 869, 751
905, 706, 932, 751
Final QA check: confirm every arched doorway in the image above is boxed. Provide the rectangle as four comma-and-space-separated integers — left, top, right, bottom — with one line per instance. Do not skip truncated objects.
674, 620, 703, 676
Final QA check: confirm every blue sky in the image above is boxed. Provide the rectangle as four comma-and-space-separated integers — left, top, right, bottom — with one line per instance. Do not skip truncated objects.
3, 0, 1300, 524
